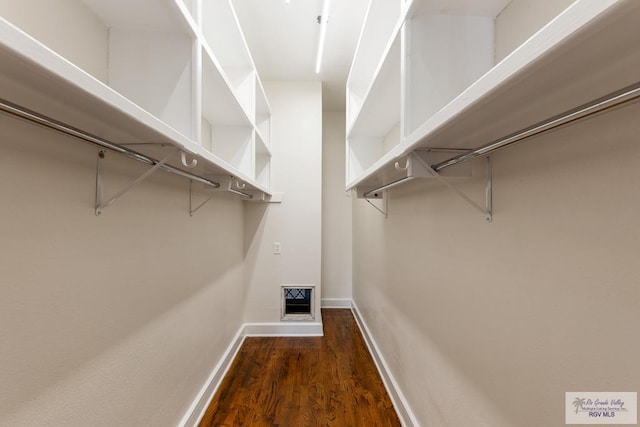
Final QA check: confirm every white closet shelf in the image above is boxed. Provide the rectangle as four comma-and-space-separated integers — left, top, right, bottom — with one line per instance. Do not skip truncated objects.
0, 17, 271, 197
82, 0, 186, 32
202, 0, 254, 71
347, 15, 404, 136
346, 0, 407, 122
409, 0, 509, 16
176, 0, 198, 23
347, 0, 640, 191
201, 44, 253, 127
255, 131, 271, 156
255, 78, 272, 149
347, 34, 401, 139
172, 0, 200, 38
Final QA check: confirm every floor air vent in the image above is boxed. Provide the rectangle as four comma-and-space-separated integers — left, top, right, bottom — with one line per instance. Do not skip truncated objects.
281, 285, 314, 320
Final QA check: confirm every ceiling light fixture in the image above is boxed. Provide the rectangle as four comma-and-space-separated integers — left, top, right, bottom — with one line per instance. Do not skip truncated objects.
315, 0, 331, 74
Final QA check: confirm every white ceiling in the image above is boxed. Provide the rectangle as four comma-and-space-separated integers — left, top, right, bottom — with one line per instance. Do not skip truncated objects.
232, 0, 369, 112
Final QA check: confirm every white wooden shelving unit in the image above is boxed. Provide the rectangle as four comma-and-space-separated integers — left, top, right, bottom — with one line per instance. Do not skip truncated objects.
254, 79, 272, 190
346, 0, 404, 186
346, 0, 640, 200
0, 0, 272, 203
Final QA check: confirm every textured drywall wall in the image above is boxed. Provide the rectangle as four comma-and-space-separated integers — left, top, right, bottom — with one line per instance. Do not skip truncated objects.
321, 112, 352, 303
243, 81, 323, 322
0, 0, 109, 82
353, 94, 640, 427
0, 115, 247, 425
494, 0, 575, 62
352, 1, 640, 425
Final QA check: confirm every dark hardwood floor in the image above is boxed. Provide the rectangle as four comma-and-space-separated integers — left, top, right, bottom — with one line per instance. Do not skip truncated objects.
199, 309, 401, 426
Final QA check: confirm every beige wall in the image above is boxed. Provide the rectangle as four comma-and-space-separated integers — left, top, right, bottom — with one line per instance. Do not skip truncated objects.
0, 4, 325, 425
0, 81, 324, 424
244, 82, 323, 323
321, 111, 352, 304
0, 116, 247, 425
353, 94, 640, 427
0, 0, 109, 82
352, 1, 640, 425
495, 0, 575, 62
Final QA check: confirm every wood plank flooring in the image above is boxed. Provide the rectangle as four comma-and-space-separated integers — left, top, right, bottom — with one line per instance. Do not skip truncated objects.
199, 309, 401, 426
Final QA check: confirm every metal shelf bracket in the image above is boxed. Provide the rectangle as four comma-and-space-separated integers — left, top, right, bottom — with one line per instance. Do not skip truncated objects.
189, 179, 219, 216
189, 175, 257, 216
95, 147, 179, 216
364, 192, 388, 218
414, 153, 493, 222
357, 151, 491, 221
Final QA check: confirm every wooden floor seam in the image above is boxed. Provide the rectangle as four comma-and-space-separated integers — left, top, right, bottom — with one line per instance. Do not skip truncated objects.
198, 308, 401, 427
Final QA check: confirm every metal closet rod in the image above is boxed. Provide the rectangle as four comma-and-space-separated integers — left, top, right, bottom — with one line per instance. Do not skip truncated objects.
0, 97, 222, 189
433, 81, 640, 172
363, 176, 415, 198
228, 187, 253, 199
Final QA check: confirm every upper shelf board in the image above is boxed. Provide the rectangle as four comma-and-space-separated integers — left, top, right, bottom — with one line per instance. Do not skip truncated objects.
409, 0, 511, 16
82, 0, 186, 32
347, 0, 640, 190
348, 34, 401, 139
0, 17, 271, 196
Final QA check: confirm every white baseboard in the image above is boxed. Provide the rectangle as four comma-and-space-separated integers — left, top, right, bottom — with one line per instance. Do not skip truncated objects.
321, 298, 352, 308
182, 309, 418, 427
178, 325, 246, 427
244, 321, 323, 336
180, 319, 324, 426
351, 301, 419, 427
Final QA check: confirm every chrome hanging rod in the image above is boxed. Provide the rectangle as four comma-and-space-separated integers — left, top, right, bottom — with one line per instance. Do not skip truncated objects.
0, 97, 221, 189
228, 187, 253, 199
433, 81, 640, 172
359, 82, 640, 199
363, 176, 415, 198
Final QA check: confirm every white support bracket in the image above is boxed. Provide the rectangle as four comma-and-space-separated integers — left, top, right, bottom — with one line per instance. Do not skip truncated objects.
354, 185, 386, 216
245, 191, 285, 203
95, 148, 179, 216
356, 152, 492, 221
356, 184, 388, 217
189, 174, 282, 209
202, 175, 256, 199
413, 153, 493, 222
189, 179, 218, 216
357, 150, 434, 218
365, 193, 388, 218
189, 176, 246, 216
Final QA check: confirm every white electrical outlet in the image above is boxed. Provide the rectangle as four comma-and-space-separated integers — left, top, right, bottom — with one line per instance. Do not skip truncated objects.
273, 242, 281, 254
